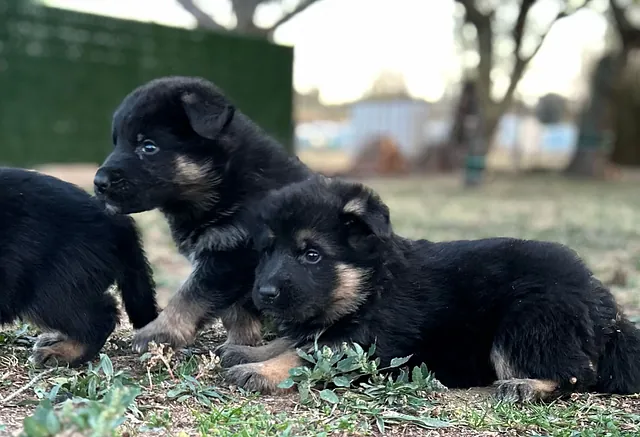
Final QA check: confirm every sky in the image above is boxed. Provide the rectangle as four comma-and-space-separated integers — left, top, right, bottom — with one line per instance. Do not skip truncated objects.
43, 0, 610, 105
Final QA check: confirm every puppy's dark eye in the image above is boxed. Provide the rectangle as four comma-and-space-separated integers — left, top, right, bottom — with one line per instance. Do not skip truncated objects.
140, 140, 159, 155
303, 249, 321, 264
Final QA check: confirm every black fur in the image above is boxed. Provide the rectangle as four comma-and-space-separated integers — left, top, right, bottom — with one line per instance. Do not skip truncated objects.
235, 175, 640, 400
93, 76, 312, 352
0, 167, 157, 366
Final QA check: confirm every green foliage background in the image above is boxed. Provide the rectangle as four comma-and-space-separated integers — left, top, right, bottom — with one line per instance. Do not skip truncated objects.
0, 0, 294, 166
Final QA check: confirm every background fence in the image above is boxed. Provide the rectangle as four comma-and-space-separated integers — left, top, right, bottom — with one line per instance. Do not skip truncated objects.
0, 0, 294, 166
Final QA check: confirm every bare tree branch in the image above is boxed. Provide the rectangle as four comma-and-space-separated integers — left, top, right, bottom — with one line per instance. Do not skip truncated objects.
521, 0, 593, 65
230, 0, 264, 36
454, 0, 491, 26
498, 0, 594, 114
512, 0, 537, 61
176, 0, 227, 31
265, 0, 322, 38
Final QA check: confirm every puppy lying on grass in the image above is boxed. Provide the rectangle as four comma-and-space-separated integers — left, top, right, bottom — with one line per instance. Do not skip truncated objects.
0, 167, 157, 366
220, 175, 640, 402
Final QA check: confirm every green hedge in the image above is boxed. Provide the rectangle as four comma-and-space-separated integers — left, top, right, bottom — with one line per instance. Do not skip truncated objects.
0, 0, 294, 166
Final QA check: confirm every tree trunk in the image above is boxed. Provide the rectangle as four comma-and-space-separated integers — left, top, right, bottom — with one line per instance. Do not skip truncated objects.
610, 48, 640, 166
565, 54, 616, 177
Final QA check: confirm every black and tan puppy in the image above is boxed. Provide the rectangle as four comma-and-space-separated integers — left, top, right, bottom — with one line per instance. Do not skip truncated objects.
221, 176, 640, 402
93, 76, 312, 353
0, 167, 157, 366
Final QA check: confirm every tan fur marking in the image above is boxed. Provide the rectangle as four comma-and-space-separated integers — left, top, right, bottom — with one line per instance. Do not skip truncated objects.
324, 263, 370, 323
295, 229, 336, 256
133, 282, 207, 351
343, 198, 366, 216
174, 156, 209, 184
221, 304, 263, 346
219, 338, 294, 367
529, 379, 559, 396
225, 349, 301, 394
494, 378, 559, 402
38, 339, 86, 363
258, 350, 301, 384
490, 345, 519, 379
159, 294, 206, 342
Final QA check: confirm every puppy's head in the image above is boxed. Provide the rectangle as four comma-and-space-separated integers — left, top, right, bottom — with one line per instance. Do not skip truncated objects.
251, 176, 393, 325
94, 76, 235, 214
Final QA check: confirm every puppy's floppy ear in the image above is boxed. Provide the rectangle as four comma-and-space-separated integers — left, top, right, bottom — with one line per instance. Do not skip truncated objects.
181, 92, 235, 140
339, 183, 392, 240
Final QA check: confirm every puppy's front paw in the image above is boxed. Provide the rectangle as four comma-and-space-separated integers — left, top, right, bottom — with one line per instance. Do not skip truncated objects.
494, 378, 558, 403
215, 344, 253, 368
132, 318, 192, 354
31, 333, 87, 367
225, 363, 286, 394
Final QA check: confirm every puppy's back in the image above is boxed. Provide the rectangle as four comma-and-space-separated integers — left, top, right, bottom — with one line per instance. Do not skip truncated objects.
0, 168, 155, 324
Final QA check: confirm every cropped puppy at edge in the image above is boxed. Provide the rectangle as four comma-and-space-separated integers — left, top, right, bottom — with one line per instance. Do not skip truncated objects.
0, 167, 158, 366
93, 76, 313, 353
221, 176, 640, 402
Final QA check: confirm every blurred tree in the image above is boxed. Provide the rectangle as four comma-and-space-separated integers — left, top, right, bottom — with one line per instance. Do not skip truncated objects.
535, 93, 567, 124
175, 0, 320, 40
566, 0, 640, 175
565, 53, 616, 177
608, 0, 640, 166
453, 0, 593, 152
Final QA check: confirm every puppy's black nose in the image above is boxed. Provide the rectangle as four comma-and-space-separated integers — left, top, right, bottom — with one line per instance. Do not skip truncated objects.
93, 170, 111, 194
94, 168, 123, 194
258, 285, 279, 299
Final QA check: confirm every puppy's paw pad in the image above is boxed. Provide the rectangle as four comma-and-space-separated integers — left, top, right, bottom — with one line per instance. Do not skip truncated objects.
494, 379, 536, 403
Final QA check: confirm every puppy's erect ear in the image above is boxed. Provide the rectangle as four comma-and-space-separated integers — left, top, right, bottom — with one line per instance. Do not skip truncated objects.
339, 183, 392, 241
181, 92, 235, 140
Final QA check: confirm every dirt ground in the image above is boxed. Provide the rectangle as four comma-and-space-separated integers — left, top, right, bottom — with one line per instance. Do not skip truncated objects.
2, 162, 640, 436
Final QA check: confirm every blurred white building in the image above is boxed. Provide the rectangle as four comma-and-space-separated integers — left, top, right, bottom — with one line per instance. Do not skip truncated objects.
349, 97, 430, 158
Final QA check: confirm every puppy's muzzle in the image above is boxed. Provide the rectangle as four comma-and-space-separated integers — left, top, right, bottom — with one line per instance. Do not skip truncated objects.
94, 167, 124, 195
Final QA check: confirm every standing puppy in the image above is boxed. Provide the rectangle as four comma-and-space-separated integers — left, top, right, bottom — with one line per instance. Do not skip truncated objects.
93, 76, 312, 353
0, 167, 157, 366
221, 176, 640, 402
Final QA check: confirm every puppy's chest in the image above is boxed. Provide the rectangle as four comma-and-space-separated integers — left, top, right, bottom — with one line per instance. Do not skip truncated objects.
172, 222, 250, 264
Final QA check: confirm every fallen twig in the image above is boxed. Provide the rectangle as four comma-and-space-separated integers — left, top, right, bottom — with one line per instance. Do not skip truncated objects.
0, 367, 56, 405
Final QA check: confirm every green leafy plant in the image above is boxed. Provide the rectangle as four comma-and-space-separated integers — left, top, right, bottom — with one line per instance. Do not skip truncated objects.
34, 354, 132, 403
166, 374, 228, 407
278, 340, 450, 432
0, 323, 32, 346
21, 382, 141, 437
140, 410, 173, 433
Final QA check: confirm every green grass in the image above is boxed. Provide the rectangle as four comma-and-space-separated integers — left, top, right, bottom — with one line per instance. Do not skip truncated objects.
2, 173, 640, 436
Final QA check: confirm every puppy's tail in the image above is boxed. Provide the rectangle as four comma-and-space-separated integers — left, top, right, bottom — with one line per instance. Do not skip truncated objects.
111, 215, 159, 329
596, 314, 640, 395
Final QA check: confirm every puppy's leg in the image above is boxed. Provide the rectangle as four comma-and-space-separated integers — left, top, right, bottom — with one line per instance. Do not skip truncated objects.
225, 349, 302, 394
220, 302, 263, 347
218, 337, 294, 368
132, 262, 218, 353
29, 294, 119, 367
132, 285, 207, 353
490, 295, 598, 403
